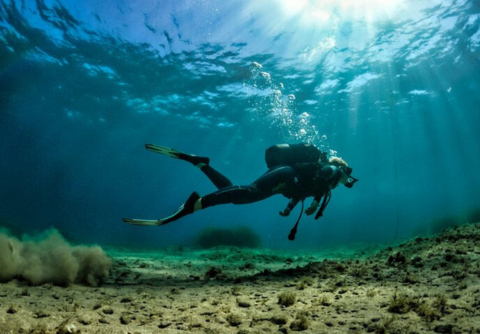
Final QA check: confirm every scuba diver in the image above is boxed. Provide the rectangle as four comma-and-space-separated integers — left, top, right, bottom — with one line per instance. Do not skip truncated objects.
123, 143, 358, 240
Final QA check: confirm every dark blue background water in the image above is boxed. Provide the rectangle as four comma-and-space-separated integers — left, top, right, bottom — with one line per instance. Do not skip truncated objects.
1, 0, 479, 249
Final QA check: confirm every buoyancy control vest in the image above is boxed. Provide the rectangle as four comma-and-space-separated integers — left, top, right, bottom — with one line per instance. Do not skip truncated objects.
265, 143, 332, 241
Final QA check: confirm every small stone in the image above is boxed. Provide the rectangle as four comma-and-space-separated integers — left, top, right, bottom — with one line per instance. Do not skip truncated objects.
56, 321, 79, 334
120, 313, 134, 325
205, 267, 222, 278
7, 306, 17, 314
34, 310, 50, 319
270, 314, 288, 325
434, 324, 453, 333
236, 298, 251, 308
159, 322, 171, 329
102, 308, 114, 315
226, 313, 242, 326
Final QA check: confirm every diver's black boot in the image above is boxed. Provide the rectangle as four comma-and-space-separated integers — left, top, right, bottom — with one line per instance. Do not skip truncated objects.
177, 152, 210, 166
146, 144, 210, 166
156, 191, 201, 225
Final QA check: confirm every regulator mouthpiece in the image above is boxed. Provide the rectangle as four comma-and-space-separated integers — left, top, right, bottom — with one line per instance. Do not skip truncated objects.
344, 176, 359, 188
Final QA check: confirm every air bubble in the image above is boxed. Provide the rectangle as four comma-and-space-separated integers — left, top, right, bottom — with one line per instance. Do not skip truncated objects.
260, 72, 271, 80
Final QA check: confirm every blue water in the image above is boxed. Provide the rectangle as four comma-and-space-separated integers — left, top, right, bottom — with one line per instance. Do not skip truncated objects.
1, 0, 479, 250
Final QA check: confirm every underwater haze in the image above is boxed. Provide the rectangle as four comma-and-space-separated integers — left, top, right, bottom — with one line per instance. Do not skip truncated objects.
1, 0, 480, 250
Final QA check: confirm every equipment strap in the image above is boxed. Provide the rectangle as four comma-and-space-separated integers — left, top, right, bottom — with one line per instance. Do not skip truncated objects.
315, 191, 331, 220
288, 199, 304, 241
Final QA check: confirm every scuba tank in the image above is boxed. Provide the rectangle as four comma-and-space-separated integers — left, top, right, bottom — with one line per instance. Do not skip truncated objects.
265, 143, 326, 169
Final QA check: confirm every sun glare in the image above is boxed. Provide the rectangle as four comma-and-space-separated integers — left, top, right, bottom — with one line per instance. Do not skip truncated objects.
279, 0, 403, 24
311, 10, 331, 22
282, 0, 309, 14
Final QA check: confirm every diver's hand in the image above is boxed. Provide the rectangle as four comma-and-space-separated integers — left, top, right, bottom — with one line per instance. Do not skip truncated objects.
305, 201, 319, 215
279, 208, 291, 217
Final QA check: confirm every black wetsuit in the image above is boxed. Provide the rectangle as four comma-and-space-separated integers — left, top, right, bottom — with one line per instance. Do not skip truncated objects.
199, 163, 343, 212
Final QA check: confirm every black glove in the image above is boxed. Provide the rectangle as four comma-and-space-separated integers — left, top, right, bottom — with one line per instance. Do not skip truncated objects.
305, 200, 319, 215
279, 208, 291, 217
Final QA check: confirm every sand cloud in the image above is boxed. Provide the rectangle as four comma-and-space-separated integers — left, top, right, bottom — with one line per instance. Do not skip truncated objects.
0, 229, 112, 286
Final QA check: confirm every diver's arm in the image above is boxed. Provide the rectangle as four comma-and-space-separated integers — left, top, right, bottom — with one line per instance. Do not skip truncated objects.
279, 197, 301, 217
305, 198, 320, 215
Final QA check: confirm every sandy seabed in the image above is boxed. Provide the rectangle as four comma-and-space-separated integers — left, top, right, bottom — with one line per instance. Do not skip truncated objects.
1, 223, 480, 334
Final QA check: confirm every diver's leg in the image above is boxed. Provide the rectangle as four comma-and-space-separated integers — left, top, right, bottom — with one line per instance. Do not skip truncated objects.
135, 167, 295, 226
154, 184, 264, 225
199, 185, 269, 209
199, 166, 297, 210
197, 164, 233, 189
131, 185, 266, 226
146, 144, 232, 189
123, 167, 298, 227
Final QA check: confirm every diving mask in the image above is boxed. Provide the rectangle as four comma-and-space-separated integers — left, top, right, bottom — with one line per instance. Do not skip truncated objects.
341, 166, 359, 188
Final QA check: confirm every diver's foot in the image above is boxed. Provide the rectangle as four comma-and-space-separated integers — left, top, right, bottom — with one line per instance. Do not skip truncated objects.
182, 154, 210, 166
156, 191, 201, 225
146, 144, 210, 165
